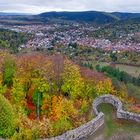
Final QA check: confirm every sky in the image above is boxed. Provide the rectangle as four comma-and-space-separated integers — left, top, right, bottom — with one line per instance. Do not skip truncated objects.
0, 0, 140, 14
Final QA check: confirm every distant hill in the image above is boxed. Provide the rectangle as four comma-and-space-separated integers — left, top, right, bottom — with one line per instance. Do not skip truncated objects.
0, 11, 140, 25
38, 11, 119, 24
111, 12, 140, 20
38, 11, 140, 24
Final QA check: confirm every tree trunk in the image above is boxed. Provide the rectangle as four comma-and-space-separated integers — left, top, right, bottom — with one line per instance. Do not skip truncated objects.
37, 92, 40, 121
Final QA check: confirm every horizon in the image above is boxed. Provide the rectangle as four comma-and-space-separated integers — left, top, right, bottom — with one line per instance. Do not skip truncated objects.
0, 0, 140, 14
1, 10, 140, 15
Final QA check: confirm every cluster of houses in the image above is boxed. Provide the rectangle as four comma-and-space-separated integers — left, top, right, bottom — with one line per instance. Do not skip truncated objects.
1, 23, 140, 52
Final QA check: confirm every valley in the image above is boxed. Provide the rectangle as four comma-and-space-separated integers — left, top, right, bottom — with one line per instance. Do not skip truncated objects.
0, 10, 140, 140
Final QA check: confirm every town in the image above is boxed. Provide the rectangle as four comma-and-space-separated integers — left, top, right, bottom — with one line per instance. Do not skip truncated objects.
1, 22, 140, 52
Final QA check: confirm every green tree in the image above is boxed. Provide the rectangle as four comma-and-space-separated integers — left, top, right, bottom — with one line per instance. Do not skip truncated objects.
3, 57, 16, 87
0, 94, 16, 138
32, 78, 50, 120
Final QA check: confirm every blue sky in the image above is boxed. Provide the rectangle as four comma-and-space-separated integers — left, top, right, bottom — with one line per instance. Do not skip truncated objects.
0, 0, 140, 14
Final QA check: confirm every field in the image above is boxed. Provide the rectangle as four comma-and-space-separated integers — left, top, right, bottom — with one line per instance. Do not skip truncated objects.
115, 64, 140, 77
83, 61, 140, 77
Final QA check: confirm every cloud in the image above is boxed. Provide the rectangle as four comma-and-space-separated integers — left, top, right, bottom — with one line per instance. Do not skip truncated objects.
0, 0, 140, 13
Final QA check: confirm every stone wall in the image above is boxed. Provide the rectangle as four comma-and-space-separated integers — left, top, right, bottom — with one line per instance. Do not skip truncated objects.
45, 112, 104, 140
93, 94, 140, 123
117, 109, 140, 122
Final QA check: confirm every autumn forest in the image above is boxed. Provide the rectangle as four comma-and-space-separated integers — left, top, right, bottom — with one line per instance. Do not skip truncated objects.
0, 49, 139, 140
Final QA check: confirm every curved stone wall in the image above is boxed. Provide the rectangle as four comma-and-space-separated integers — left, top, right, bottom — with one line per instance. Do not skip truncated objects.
93, 95, 140, 123
93, 94, 122, 116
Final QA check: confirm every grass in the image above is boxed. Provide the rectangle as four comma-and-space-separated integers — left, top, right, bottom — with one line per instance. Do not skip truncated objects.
98, 103, 140, 138
98, 104, 118, 137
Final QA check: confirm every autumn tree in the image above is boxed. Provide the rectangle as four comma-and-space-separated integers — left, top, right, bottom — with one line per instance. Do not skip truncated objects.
32, 78, 50, 120
82, 80, 97, 99
61, 59, 84, 100
52, 54, 64, 93
11, 78, 26, 108
96, 79, 115, 96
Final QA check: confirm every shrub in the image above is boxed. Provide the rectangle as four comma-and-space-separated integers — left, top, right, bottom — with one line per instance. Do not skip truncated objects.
11, 129, 33, 140
126, 83, 140, 99
80, 100, 89, 115
0, 84, 7, 95
52, 117, 73, 136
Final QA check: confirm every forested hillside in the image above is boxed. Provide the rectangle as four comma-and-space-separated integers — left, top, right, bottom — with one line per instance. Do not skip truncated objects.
0, 51, 139, 139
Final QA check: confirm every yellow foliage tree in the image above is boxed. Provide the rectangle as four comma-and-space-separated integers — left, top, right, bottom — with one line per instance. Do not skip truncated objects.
11, 78, 26, 107
61, 59, 84, 100
96, 79, 115, 96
